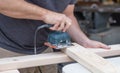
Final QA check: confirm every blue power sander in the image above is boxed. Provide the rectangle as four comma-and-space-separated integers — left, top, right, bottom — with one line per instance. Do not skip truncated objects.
48, 30, 72, 49
34, 24, 72, 54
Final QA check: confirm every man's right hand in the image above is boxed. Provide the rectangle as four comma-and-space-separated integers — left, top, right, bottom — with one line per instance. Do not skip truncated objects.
43, 12, 72, 32
0, 0, 72, 32
0, 0, 72, 31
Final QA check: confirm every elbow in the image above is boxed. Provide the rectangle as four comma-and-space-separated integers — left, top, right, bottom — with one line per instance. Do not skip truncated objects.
0, 0, 15, 14
0, 0, 2, 4
0, 0, 6, 12
0, 0, 3, 12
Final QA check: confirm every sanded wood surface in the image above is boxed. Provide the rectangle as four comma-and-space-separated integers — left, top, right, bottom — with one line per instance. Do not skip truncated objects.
0, 70, 19, 73
63, 43, 120, 73
0, 43, 119, 71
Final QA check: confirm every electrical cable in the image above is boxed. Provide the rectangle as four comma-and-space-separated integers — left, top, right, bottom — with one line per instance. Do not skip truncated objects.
34, 24, 65, 73
38, 66, 43, 73
34, 24, 52, 54
33, 24, 53, 73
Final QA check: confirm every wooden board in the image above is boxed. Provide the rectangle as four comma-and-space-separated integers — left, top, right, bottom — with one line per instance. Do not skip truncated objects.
0, 70, 19, 73
63, 43, 120, 73
0, 43, 119, 71
0, 52, 72, 71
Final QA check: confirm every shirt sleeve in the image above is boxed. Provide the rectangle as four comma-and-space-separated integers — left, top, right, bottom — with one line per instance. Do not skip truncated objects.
69, 0, 77, 4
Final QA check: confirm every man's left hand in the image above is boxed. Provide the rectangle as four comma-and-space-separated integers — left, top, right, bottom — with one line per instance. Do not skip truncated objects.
82, 40, 111, 49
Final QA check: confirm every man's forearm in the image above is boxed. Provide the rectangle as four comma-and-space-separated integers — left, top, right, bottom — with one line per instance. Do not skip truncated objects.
0, 0, 51, 20
67, 15, 90, 45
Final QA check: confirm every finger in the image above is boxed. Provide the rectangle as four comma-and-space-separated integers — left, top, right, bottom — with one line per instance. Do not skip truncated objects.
44, 42, 52, 47
57, 20, 65, 31
63, 21, 71, 32
50, 22, 59, 31
99, 43, 111, 49
63, 20, 72, 32
44, 42, 57, 49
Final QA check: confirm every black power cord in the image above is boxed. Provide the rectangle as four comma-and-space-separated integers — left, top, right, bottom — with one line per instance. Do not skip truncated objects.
34, 24, 52, 54
38, 66, 43, 73
34, 24, 52, 73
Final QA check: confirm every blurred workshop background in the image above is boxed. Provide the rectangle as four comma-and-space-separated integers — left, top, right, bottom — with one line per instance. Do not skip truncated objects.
74, 0, 120, 45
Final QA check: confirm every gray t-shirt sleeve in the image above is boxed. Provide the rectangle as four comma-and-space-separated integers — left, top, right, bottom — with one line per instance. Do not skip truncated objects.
69, 0, 77, 4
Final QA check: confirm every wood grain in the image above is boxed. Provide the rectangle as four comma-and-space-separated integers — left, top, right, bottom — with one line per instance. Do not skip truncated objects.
63, 43, 120, 73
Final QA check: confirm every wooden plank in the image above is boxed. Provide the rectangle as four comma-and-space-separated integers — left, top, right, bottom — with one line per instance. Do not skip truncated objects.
0, 52, 72, 71
63, 43, 120, 73
0, 70, 19, 73
0, 44, 119, 71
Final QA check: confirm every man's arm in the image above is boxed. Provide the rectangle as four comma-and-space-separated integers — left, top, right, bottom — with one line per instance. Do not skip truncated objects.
63, 5, 110, 49
0, 0, 48, 20
0, 0, 71, 31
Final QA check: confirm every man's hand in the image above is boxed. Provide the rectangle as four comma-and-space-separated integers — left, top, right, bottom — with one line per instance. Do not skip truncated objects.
62, 5, 110, 50
82, 40, 110, 49
43, 12, 72, 32
44, 40, 110, 49
0, 0, 72, 32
